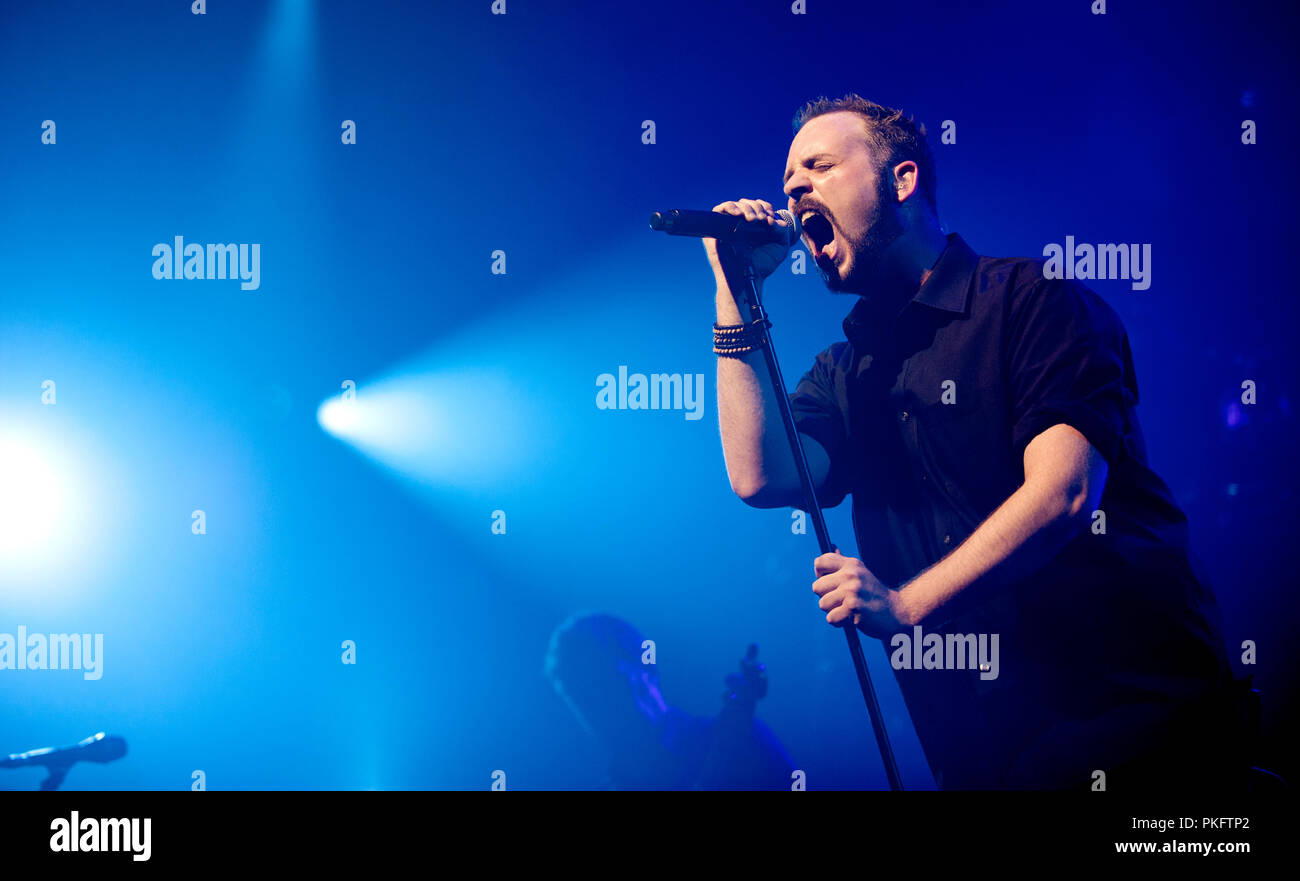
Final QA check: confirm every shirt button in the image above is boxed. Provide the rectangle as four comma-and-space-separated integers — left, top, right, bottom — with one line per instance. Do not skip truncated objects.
900, 411, 909, 422
943, 534, 952, 545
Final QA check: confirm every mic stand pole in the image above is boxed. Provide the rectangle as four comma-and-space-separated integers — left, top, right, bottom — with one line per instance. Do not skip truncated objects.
732, 249, 903, 791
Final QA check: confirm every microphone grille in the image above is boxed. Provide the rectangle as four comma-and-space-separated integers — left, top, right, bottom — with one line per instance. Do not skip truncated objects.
776, 209, 800, 245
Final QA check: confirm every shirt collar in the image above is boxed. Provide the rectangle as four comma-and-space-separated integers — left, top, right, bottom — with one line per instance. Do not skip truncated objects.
842, 233, 978, 342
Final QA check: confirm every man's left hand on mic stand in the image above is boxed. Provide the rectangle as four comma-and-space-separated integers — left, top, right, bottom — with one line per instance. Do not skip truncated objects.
813, 549, 920, 638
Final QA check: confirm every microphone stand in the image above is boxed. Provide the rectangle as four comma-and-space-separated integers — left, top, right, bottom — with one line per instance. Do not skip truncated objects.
1, 732, 127, 791
730, 248, 903, 791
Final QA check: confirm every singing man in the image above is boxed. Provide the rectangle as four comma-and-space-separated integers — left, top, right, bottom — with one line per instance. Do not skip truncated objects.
705, 94, 1245, 790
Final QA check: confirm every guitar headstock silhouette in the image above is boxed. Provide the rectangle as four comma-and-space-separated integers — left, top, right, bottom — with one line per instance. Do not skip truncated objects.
720, 643, 767, 718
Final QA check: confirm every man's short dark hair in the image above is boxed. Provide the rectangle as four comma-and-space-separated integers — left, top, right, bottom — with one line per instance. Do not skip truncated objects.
793, 94, 938, 214
544, 612, 654, 690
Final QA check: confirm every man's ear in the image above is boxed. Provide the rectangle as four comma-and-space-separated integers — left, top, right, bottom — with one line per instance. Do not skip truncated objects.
892, 160, 919, 203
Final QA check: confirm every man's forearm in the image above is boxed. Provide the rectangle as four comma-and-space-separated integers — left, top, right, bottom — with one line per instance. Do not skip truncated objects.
715, 286, 799, 506
896, 477, 1088, 629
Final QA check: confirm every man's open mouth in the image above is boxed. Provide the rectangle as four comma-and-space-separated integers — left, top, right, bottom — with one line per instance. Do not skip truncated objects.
800, 209, 836, 260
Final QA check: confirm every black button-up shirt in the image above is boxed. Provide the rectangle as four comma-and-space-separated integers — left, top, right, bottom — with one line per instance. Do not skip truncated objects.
791, 233, 1237, 789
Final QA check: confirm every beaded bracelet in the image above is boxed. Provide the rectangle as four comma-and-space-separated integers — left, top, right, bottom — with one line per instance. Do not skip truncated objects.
713, 319, 770, 356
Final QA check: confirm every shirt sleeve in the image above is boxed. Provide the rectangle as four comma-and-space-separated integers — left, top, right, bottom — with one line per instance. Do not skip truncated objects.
1006, 277, 1138, 465
789, 342, 854, 508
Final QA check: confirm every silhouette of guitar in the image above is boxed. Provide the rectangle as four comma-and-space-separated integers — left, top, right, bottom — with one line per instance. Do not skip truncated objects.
721, 643, 768, 719
693, 644, 769, 788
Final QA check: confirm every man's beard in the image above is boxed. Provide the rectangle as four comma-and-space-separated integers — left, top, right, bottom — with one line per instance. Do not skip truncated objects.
817, 179, 905, 295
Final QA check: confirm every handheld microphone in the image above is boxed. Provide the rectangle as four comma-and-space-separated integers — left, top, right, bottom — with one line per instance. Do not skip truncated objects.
649, 208, 800, 247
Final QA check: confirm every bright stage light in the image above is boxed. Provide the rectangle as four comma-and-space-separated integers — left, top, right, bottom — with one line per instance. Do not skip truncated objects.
0, 433, 67, 558
316, 366, 554, 495
0, 419, 106, 595
317, 395, 363, 438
